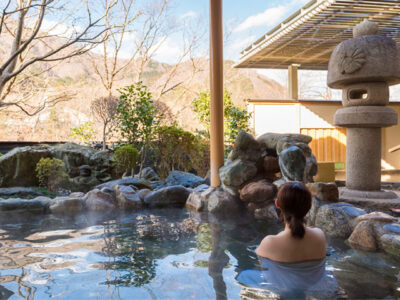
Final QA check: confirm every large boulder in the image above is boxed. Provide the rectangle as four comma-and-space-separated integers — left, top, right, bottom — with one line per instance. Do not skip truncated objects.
0, 187, 43, 198
229, 130, 261, 162
278, 146, 307, 182
144, 185, 191, 208
253, 203, 279, 222
49, 196, 84, 214
84, 189, 116, 211
380, 234, 400, 257
263, 156, 280, 174
307, 182, 339, 203
315, 202, 366, 238
348, 212, 399, 252
95, 177, 152, 191
139, 167, 160, 182
0, 198, 47, 214
185, 184, 211, 211
0, 143, 119, 190
114, 184, 142, 209
219, 160, 257, 189
207, 188, 242, 217
239, 180, 277, 204
166, 171, 205, 188
0, 146, 51, 187
257, 133, 312, 154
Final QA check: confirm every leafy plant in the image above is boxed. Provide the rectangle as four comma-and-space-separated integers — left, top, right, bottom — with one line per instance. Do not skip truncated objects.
35, 158, 68, 192
154, 125, 210, 178
192, 90, 251, 153
113, 145, 139, 176
115, 82, 161, 177
70, 121, 95, 145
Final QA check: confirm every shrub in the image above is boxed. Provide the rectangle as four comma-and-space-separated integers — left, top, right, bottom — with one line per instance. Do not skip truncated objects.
193, 89, 251, 153
154, 125, 210, 178
35, 158, 68, 192
113, 145, 139, 176
115, 82, 161, 176
70, 121, 95, 145
0, 153, 3, 157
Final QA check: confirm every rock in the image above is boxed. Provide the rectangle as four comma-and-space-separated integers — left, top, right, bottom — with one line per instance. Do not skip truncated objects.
207, 188, 241, 217
151, 180, 167, 190
278, 146, 306, 182
273, 178, 287, 189
263, 156, 280, 174
138, 189, 152, 201
219, 160, 257, 188
101, 187, 115, 196
254, 204, 279, 221
79, 165, 92, 177
49, 196, 84, 214
84, 189, 116, 211
306, 197, 326, 226
229, 130, 261, 162
0, 187, 43, 198
239, 180, 276, 204
0, 198, 46, 214
0, 143, 119, 190
95, 177, 152, 191
69, 192, 85, 198
0, 146, 51, 187
383, 223, 400, 234
315, 203, 366, 238
380, 234, 400, 257
114, 185, 142, 209
356, 212, 397, 223
139, 167, 160, 181
166, 171, 205, 188
144, 185, 191, 208
185, 184, 210, 211
348, 220, 379, 251
257, 133, 312, 154
307, 182, 339, 202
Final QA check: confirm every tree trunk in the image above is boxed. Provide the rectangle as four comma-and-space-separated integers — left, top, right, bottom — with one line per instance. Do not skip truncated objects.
102, 124, 107, 150
139, 144, 146, 178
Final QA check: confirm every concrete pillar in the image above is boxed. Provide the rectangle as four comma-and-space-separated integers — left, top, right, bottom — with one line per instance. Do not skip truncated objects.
346, 128, 382, 191
209, 0, 224, 187
288, 64, 299, 100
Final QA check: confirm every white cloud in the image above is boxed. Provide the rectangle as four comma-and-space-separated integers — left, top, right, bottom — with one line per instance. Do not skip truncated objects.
179, 10, 197, 20
234, 0, 309, 33
234, 5, 287, 33
230, 35, 257, 51
152, 36, 184, 64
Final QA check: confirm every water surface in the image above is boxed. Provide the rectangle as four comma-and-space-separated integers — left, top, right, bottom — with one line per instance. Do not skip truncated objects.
0, 209, 399, 299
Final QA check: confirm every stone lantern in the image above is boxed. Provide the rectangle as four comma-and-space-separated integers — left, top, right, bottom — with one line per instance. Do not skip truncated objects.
328, 19, 399, 204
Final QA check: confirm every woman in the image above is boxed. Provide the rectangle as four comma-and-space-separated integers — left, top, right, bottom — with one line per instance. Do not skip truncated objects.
237, 182, 337, 299
256, 181, 326, 262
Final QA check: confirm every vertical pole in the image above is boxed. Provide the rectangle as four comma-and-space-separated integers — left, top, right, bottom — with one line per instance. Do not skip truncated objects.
209, 0, 224, 187
288, 64, 299, 100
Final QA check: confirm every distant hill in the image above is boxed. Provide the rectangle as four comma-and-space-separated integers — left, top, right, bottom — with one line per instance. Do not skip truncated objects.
0, 49, 285, 141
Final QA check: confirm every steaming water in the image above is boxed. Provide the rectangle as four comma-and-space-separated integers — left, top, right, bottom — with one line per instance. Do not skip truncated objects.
0, 209, 399, 299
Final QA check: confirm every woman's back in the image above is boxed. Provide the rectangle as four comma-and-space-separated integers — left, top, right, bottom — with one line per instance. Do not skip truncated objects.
256, 226, 326, 263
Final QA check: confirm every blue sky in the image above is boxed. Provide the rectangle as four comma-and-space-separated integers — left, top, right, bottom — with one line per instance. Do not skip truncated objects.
161, 0, 310, 62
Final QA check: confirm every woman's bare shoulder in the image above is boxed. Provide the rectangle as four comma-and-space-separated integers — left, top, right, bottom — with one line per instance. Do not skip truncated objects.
307, 226, 326, 239
255, 235, 279, 257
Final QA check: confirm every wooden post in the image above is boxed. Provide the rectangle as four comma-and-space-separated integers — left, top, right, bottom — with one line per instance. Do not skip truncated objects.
288, 64, 299, 100
209, 0, 224, 187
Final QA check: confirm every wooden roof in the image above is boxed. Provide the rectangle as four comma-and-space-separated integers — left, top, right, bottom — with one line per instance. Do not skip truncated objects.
235, 0, 400, 70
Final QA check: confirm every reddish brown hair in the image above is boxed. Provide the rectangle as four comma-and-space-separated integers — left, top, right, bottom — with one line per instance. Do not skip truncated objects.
276, 181, 312, 239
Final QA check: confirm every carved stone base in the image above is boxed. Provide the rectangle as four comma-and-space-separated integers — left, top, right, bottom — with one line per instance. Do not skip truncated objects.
339, 187, 400, 210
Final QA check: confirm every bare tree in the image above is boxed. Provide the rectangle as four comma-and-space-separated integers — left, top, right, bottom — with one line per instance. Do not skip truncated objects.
91, 95, 120, 150
0, 0, 117, 114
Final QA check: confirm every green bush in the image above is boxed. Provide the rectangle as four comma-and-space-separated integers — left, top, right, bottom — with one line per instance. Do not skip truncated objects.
154, 125, 210, 178
0, 153, 3, 157
193, 89, 251, 153
35, 158, 68, 192
113, 145, 139, 176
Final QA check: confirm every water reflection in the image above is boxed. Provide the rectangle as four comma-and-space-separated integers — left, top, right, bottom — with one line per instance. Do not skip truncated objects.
0, 210, 398, 299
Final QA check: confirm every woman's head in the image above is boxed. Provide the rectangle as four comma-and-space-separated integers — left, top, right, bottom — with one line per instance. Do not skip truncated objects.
276, 181, 312, 239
